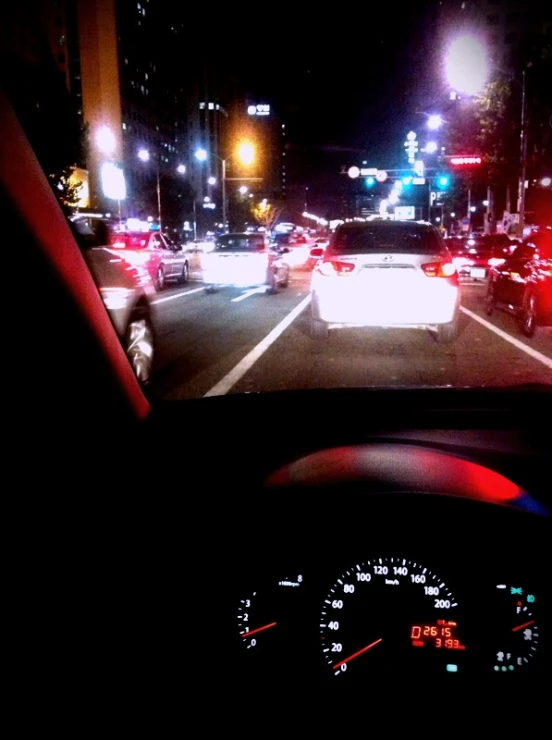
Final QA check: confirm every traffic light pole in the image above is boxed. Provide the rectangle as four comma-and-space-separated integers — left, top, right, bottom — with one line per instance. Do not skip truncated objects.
517, 68, 528, 237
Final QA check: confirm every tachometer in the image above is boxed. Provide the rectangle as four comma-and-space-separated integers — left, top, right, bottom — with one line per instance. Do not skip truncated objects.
237, 573, 304, 651
320, 557, 465, 679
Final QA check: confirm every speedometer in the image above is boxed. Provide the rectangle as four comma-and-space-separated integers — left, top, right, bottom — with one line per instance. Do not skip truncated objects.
320, 557, 466, 679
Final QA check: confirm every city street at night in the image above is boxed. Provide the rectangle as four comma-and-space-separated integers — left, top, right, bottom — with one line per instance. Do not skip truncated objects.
150, 268, 552, 400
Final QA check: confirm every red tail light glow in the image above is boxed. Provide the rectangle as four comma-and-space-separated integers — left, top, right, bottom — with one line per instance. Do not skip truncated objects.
488, 257, 506, 266
316, 260, 355, 277
422, 262, 457, 278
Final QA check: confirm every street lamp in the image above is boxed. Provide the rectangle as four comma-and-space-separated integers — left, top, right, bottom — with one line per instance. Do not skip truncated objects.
427, 115, 442, 130
195, 142, 259, 232
444, 34, 489, 96
138, 148, 187, 232
96, 125, 116, 156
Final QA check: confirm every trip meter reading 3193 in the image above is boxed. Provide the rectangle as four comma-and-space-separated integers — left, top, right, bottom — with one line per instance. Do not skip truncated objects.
320, 558, 465, 679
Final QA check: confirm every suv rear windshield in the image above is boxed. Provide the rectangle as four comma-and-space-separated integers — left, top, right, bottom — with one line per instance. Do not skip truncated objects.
215, 235, 265, 251
331, 223, 444, 254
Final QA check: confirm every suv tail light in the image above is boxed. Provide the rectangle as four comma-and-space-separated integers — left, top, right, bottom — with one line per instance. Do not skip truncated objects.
422, 262, 457, 279
316, 260, 355, 277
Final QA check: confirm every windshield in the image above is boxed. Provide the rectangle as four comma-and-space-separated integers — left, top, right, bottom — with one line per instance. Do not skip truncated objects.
331, 223, 444, 254
2, 1, 550, 399
215, 235, 266, 251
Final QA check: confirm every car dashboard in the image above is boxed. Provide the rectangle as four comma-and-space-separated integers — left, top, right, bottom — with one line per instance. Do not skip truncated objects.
137, 388, 550, 709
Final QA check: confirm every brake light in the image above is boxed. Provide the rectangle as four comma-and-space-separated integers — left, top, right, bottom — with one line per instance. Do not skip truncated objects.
316, 260, 355, 276
111, 240, 127, 249
452, 256, 472, 267
422, 262, 457, 278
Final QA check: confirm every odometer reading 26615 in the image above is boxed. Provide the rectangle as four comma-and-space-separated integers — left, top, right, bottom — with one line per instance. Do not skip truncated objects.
320, 557, 465, 679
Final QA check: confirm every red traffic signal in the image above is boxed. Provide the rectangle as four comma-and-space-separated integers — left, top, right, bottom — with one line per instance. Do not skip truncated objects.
448, 155, 482, 166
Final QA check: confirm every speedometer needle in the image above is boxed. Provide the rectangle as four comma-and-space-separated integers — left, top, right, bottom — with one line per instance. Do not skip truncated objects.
512, 620, 535, 632
241, 622, 277, 639
332, 638, 383, 670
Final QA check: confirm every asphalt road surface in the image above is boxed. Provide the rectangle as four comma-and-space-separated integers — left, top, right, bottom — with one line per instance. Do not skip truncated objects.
149, 269, 552, 401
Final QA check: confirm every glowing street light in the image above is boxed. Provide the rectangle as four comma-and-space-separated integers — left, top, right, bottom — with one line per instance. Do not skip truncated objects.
177, 164, 186, 174
96, 125, 116, 155
238, 185, 248, 195
238, 142, 255, 166
138, 148, 150, 162
427, 115, 442, 130
445, 34, 489, 96
425, 141, 438, 154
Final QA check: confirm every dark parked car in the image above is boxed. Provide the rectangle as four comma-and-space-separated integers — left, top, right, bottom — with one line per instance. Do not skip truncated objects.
485, 229, 552, 337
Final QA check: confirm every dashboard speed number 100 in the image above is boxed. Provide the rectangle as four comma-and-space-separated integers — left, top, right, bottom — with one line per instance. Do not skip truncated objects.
320, 558, 465, 678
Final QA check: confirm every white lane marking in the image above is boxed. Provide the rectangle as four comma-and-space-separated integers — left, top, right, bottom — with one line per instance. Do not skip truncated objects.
152, 286, 205, 304
204, 295, 312, 397
231, 287, 266, 302
460, 306, 552, 369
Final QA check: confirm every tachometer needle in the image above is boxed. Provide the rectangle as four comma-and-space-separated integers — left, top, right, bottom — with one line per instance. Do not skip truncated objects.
512, 620, 535, 632
241, 622, 277, 639
332, 638, 383, 670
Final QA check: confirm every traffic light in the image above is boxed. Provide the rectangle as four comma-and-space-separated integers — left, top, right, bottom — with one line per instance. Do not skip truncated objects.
436, 175, 450, 189
365, 177, 375, 188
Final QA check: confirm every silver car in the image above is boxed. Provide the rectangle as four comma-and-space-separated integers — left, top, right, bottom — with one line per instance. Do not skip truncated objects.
201, 232, 290, 294
71, 217, 157, 387
310, 220, 460, 342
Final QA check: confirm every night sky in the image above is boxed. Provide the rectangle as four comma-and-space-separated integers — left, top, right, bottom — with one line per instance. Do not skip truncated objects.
222, 3, 439, 160
188, 0, 443, 212
180, 1, 453, 214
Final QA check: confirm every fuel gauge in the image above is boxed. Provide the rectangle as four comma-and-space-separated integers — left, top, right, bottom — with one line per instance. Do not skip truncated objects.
492, 584, 539, 673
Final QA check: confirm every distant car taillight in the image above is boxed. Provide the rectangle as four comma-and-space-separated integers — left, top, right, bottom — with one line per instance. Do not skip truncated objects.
316, 260, 355, 276
422, 262, 457, 278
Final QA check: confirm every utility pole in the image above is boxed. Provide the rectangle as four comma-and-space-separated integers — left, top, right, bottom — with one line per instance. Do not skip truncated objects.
517, 68, 528, 237
156, 161, 162, 232
222, 158, 227, 232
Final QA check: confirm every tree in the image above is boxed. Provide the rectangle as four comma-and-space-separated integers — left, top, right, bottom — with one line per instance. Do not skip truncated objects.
251, 199, 282, 231
48, 166, 83, 215
445, 77, 519, 189
474, 78, 519, 185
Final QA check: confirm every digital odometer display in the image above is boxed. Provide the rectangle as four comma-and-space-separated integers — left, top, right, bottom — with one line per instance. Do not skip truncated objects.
320, 557, 465, 678
410, 620, 465, 650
